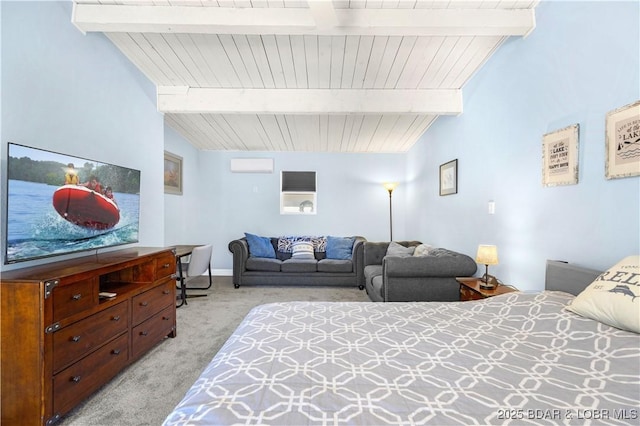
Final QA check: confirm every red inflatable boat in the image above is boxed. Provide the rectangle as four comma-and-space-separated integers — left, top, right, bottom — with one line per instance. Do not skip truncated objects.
52, 185, 120, 230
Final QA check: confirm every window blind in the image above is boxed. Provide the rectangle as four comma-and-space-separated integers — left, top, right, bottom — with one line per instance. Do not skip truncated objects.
281, 171, 316, 192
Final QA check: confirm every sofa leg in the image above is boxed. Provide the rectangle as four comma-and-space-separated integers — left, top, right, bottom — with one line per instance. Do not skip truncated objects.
359, 285, 364, 290
234, 284, 240, 289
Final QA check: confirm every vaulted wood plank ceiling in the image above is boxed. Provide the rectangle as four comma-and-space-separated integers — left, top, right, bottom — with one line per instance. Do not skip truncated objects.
72, 0, 539, 152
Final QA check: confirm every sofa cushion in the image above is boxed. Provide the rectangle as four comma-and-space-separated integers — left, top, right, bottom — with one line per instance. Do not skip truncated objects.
413, 244, 434, 257
364, 265, 383, 282
326, 236, 355, 260
276, 251, 293, 261
281, 259, 318, 273
292, 241, 315, 259
386, 241, 415, 257
246, 257, 282, 272
312, 236, 328, 252
318, 259, 352, 273
244, 233, 276, 258
428, 248, 456, 257
371, 275, 384, 299
278, 236, 327, 252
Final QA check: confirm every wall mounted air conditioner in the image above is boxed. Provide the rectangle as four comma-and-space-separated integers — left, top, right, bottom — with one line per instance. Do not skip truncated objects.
230, 158, 274, 173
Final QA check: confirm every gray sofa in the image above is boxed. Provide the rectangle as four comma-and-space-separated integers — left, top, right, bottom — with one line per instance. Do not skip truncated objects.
364, 241, 477, 302
229, 236, 366, 289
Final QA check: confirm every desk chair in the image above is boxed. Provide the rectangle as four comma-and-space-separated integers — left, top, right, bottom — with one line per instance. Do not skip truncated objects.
177, 244, 213, 306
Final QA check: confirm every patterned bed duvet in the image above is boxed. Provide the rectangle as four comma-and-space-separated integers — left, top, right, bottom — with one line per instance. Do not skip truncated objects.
163, 291, 640, 425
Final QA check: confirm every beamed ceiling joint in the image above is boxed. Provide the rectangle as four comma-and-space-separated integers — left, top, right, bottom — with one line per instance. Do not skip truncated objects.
156, 87, 463, 115
72, 4, 536, 37
71, 0, 539, 152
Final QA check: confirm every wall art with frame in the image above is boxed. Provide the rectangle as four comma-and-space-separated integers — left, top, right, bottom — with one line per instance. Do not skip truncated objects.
439, 159, 458, 196
605, 100, 640, 179
542, 123, 580, 187
164, 151, 183, 195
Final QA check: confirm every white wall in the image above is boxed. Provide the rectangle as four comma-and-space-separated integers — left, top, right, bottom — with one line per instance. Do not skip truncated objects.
163, 126, 202, 246
407, 0, 640, 291
188, 151, 407, 271
0, 1, 165, 270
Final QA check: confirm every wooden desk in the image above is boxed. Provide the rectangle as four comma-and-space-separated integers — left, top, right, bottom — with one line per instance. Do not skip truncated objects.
172, 245, 202, 307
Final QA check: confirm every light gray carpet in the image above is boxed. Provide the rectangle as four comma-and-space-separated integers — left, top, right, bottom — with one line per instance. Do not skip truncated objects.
59, 276, 370, 426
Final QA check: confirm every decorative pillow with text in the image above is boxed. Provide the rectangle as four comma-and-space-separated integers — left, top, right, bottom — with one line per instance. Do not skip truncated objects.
567, 255, 640, 333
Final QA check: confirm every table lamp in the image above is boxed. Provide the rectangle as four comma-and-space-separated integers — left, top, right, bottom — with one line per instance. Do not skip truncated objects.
476, 244, 499, 289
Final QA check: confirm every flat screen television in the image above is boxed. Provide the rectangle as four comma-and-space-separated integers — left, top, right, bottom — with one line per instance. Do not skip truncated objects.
4, 142, 141, 264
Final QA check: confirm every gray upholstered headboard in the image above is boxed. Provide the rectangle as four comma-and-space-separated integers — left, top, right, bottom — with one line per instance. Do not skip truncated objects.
545, 260, 603, 295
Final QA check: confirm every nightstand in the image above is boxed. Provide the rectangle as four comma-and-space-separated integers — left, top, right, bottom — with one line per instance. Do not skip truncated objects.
457, 277, 518, 301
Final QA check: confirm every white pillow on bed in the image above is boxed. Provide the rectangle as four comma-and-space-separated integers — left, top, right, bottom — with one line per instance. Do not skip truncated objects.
567, 255, 640, 333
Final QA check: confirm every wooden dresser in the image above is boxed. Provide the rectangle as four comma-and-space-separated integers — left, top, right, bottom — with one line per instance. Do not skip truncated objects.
1, 247, 177, 426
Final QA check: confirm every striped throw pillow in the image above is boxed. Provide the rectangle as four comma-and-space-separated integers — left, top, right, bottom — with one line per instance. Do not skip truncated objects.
291, 241, 315, 259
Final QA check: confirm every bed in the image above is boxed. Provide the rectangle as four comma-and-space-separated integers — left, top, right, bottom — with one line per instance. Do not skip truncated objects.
164, 261, 640, 425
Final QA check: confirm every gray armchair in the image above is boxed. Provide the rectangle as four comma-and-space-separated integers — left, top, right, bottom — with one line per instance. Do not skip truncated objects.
363, 241, 477, 302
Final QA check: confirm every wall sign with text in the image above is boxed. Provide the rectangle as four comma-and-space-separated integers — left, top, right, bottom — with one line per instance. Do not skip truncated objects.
542, 124, 580, 187
605, 100, 640, 179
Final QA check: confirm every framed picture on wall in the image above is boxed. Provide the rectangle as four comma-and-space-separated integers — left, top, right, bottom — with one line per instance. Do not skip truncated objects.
439, 159, 458, 196
542, 123, 580, 187
164, 151, 183, 195
605, 100, 640, 179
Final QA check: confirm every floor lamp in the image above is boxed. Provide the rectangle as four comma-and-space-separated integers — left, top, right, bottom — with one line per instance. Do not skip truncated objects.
383, 183, 398, 241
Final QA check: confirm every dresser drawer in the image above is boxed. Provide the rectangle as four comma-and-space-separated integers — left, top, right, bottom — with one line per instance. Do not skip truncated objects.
132, 279, 174, 326
155, 251, 176, 279
132, 305, 175, 359
53, 333, 129, 416
53, 278, 98, 321
53, 302, 128, 373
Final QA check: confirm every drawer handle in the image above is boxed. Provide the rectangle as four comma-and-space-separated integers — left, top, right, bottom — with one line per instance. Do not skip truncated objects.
162, 290, 170, 295
140, 302, 148, 307
71, 376, 82, 383
140, 331, 148, 336
112, 349, 121, 355
162, 316, 170, 321
162, 263, 170, 269
72, 294, 82, 300
71, 336, 81, 342
112, 315, 121, 321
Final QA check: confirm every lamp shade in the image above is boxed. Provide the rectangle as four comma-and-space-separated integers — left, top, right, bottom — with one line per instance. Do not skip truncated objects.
383, 182, 398, 193
476, 245, 499, 265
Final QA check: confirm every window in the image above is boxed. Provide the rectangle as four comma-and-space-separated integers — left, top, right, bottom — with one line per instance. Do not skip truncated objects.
281, 171, 316, 214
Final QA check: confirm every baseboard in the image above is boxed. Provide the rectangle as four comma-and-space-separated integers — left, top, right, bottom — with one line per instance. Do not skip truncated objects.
188, 269, 231, 277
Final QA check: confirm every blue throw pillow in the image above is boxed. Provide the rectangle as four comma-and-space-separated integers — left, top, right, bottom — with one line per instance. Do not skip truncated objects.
244, 233, 276, 258
326, 236, 355, 260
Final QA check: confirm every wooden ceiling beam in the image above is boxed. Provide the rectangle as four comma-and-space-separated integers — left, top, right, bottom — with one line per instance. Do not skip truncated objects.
308, 1, 339, 31
72, 4, 535, 37
157, 87, 462, 115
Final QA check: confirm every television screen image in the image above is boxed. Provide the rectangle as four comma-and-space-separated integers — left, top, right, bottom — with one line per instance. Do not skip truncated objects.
4, 143, 141, 264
